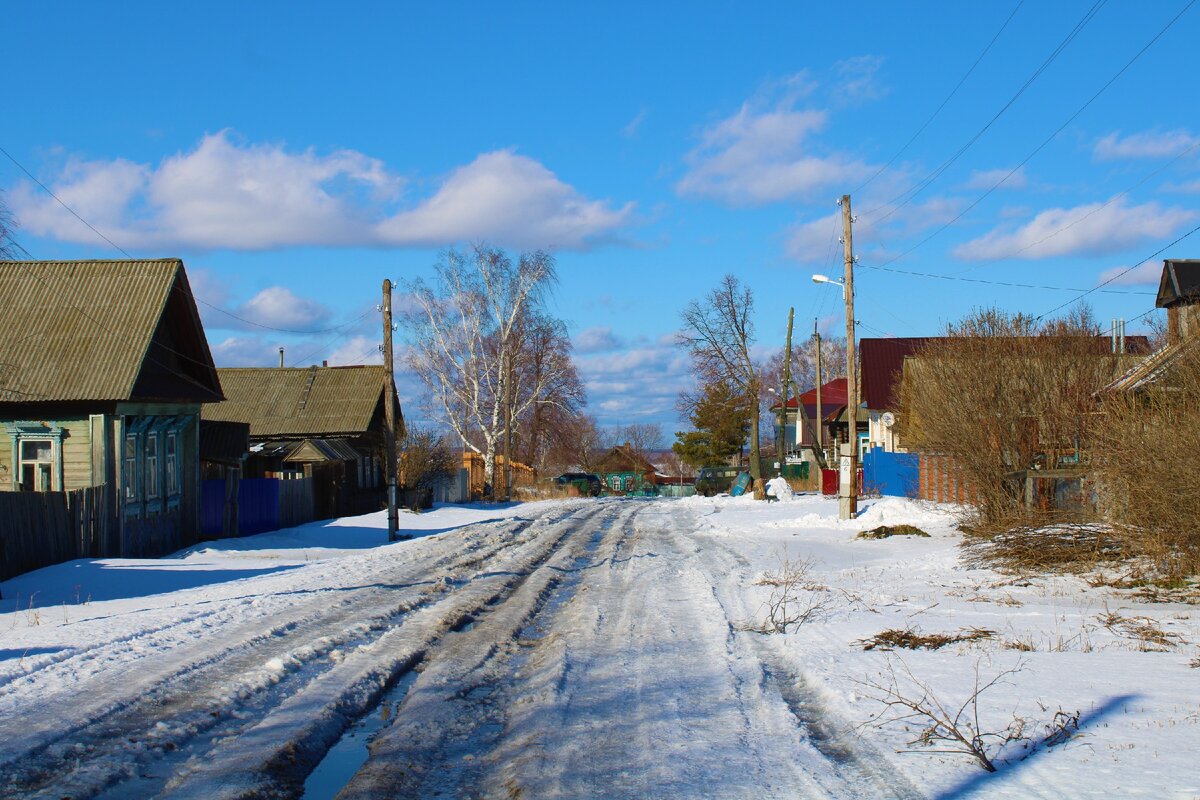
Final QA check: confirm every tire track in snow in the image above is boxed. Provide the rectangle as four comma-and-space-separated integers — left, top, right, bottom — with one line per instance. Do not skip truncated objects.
332, 501, 638, 800
680, 502, 925, 800
0, 505, 588, 799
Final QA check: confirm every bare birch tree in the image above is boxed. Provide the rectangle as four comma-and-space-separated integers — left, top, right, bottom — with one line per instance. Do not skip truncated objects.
401, 246, 559, 495
679, 275, 764, 491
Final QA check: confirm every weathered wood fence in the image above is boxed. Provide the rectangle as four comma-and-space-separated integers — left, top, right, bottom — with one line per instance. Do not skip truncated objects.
0, 485, 115, 581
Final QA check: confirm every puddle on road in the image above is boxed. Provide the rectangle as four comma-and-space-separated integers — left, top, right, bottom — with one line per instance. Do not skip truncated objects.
300, 671, 418, 800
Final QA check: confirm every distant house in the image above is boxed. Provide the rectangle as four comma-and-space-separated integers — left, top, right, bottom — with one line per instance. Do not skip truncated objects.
201, 365, 402, 519
0, 259, 223, 554
594, 444, 658, 494
770, 377, 868, 465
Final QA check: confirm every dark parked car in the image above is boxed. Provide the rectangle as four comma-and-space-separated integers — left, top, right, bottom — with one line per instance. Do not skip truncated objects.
694, 466, 742, 497
554, 472, 603, 496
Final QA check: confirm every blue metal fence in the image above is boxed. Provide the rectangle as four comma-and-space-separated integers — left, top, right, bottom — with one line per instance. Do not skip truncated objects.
863, 447, 919, 498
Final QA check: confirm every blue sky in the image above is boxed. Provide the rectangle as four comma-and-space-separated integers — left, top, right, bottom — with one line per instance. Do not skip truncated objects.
4, 2, 1199, 434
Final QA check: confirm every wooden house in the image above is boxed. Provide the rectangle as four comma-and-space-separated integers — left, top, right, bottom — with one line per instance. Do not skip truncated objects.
201, 365, 402, 519
594, 444, 658, 494
0, 259, 223, 555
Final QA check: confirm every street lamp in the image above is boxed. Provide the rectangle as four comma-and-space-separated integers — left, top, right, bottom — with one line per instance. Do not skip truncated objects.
811, 274, 846, 298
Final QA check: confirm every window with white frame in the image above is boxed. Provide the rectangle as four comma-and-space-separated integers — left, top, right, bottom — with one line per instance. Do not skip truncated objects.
19, 440, 53, 492
146, 432, 159, 499
166, 432, 179, 496
124, 435, 138, 501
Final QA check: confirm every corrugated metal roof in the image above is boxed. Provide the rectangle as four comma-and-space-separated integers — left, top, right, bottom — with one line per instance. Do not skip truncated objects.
203, 365, 397, 439
0, 259, 221, 403
860, 335, 1151, 411
1105, 337, 1200, 393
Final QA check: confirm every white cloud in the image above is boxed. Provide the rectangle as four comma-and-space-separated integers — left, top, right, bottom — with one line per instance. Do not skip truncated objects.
327, 335, 384, 366
10, 133, 634, 252
232, 286, 333, 331
785, 197, 962, 263
622, 109, 648, 139
210, 335, 283, 367
962, 166, 1028, 191
833, 55, 886, 103
1097, 259, 1162, 286
953, 198, 1197, 260
574, 326, 623, 354
376, 150, 634, 250
576, 344, 692, 426
676, 75, 873, 206
1094, 129, 1199, 161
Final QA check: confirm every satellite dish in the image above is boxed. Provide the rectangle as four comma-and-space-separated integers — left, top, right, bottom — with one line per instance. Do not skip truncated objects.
881, 412, 896, 428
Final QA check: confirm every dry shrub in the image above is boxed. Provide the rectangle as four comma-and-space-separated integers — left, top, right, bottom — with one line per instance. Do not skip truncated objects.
859, 626, 995, 651
857, 524, 930, 540
1089, 339, 1200, 577
900, 307, 1130, 540
963, 523, 1127, 574
745, 553, 836, 633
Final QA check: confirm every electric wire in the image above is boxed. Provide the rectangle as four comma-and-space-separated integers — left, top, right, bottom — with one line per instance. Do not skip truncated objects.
863, 0, 1197, 274
850, 0, 1025, 197
865, 0, 1108, 221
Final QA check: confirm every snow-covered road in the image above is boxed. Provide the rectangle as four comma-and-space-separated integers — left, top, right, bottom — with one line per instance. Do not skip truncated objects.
2, 495, 1197, 799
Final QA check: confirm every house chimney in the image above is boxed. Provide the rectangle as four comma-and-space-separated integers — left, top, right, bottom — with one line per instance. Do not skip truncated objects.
279, 347, 285, 368
322, 360, 328, 367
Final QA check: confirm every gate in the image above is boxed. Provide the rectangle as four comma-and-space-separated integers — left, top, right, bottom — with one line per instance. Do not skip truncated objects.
863, 447, 919, 498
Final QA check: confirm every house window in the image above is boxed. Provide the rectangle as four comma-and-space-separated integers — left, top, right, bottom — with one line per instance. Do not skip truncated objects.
124, 435, 138, 501
609, 475, 622, 491
146, 433, 159, 499
166, 432, 179, 495
19, 440, 53, 492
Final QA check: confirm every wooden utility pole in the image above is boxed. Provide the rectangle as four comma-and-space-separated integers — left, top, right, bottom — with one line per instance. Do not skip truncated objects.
840, 194, 859, 520
382, 279, 399, 541
778, 307, 793, 475
814, 320, 824, 461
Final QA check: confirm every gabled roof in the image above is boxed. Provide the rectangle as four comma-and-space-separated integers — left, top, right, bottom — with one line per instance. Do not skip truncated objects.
1105, 336, 1200, 393
1156, 259, 1200, 308
203, 365, 401, 439
770, 377, 848, 421
860, 338, 935, 411
0, 259, 222, 404
594, 444, 657, 474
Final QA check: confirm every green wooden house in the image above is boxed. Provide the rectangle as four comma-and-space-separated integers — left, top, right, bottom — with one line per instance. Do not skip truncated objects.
0, 259, 223, 555
594, 444, 659, 495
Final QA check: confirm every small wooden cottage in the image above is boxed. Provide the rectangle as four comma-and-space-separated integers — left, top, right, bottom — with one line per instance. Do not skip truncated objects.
202, 365, 402, 519
0, 259, 223, 555
594, 444, 658, 495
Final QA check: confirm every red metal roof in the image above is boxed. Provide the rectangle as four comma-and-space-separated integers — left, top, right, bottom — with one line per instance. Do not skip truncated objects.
771, 378, 847, 421
860, 338, 934, 412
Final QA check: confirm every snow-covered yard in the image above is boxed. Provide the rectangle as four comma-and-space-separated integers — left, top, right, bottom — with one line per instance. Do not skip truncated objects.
0, 493, 1195, 798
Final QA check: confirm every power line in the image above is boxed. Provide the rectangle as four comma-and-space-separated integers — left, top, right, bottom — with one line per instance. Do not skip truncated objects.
1035, 220, 1200, 320
950, 138, 1200, 274
865, 0, 1197, 273
859, 257, 1155, 295
851, 0, 1024, 196
865, 0, 1108, 222
0, 144, 365, 336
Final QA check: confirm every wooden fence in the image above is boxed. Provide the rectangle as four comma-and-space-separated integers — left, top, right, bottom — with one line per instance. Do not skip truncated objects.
0, 485, 115, 582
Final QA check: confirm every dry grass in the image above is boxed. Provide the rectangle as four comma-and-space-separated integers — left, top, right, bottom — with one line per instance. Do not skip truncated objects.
859, 626, 996, 651
962, 523, 1126, 574
744, 553, 837, 634
857, 524, 931, 540
1097, 606, 1184, 650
